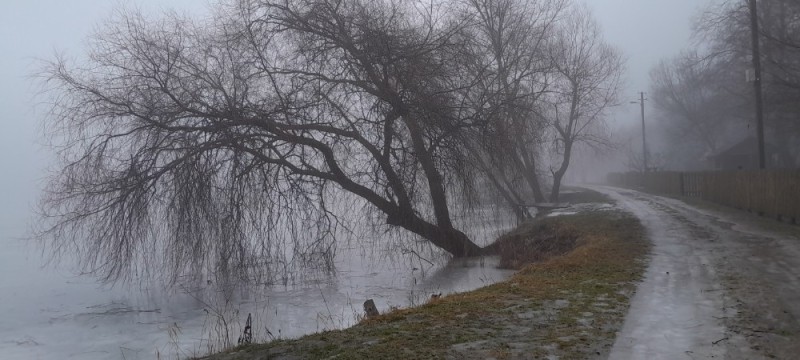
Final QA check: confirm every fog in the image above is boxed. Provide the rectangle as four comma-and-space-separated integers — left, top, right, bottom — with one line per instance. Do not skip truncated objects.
1, 0, 206, 243
0, 0, 716, 240
1, 0, 750, 358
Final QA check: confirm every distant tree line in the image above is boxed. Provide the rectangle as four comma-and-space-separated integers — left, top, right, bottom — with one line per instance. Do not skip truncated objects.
37, 0, 621, 285
649, 0, 800, 169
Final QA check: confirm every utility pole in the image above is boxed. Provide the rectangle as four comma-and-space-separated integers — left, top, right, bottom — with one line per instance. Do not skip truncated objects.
639, 92, 648, 172
749, 0, 766, 169
630, 93, 648, 172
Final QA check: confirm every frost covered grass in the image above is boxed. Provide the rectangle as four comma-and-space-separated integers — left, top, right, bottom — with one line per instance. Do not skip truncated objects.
197, 190, 650, 360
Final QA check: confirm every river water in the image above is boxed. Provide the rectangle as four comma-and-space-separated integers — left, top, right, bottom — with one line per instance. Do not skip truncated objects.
0, 209, 516, 359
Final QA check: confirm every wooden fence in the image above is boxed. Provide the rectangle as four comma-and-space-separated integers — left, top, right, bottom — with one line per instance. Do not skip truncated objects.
607, 170, 800, 223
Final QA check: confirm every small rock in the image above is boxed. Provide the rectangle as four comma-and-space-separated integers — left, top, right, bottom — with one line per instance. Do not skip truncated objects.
363, 299, 379, 318
554, 299, 570, 309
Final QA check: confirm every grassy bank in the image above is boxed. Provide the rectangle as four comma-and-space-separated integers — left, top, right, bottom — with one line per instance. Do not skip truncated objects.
199, 197, 649, 359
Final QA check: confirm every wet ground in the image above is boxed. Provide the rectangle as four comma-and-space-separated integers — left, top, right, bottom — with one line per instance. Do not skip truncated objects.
596, 186, 800, 360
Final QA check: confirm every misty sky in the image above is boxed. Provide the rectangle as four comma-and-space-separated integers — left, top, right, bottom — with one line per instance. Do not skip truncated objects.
0, 0, 715, 241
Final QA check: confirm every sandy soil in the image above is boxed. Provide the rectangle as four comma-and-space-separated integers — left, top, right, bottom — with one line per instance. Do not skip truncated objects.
596, 186, 800, 360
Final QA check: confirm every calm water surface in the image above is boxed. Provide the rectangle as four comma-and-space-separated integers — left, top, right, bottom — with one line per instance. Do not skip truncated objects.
0, 210, 516, 359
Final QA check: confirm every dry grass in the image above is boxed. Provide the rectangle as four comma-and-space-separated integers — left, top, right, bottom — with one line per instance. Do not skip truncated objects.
494, 219, 580, 269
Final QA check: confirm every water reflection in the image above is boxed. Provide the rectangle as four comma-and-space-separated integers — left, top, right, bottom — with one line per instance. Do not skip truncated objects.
0, 207, 517, 359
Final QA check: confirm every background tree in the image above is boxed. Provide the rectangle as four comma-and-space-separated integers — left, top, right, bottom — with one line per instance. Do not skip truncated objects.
544, 5, 623, 202
650, 0, 800, 168
757, 0, 800, 149
457, 0, 567, 218
649, 52, 742, 157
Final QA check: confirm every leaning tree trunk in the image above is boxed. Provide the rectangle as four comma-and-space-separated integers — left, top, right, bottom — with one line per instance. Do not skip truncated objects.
386, 208, 485, 257
519, 154, 546, 203
550, 139, 574, 202
396, 115, 486, 257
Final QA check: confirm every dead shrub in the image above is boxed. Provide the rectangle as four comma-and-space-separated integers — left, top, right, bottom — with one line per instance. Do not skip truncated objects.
494, 219, 580, 269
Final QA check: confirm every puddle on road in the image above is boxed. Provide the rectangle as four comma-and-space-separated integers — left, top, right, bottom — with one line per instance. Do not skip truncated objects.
546, 202, 616, 217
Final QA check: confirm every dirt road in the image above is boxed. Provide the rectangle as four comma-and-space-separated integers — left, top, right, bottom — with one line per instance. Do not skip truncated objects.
596, 186, 800, 360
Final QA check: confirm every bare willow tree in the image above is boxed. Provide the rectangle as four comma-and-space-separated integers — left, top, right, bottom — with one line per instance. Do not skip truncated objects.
456, 0, 568, 217
544, 5, 623, 202
37, 0, 498, 286
37, 0, 627, 285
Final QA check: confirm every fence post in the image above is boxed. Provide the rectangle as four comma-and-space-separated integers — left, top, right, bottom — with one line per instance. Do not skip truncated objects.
679, 172, 685, 196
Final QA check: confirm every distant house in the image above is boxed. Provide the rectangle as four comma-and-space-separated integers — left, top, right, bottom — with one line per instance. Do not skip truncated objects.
709, 137, 793, 170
